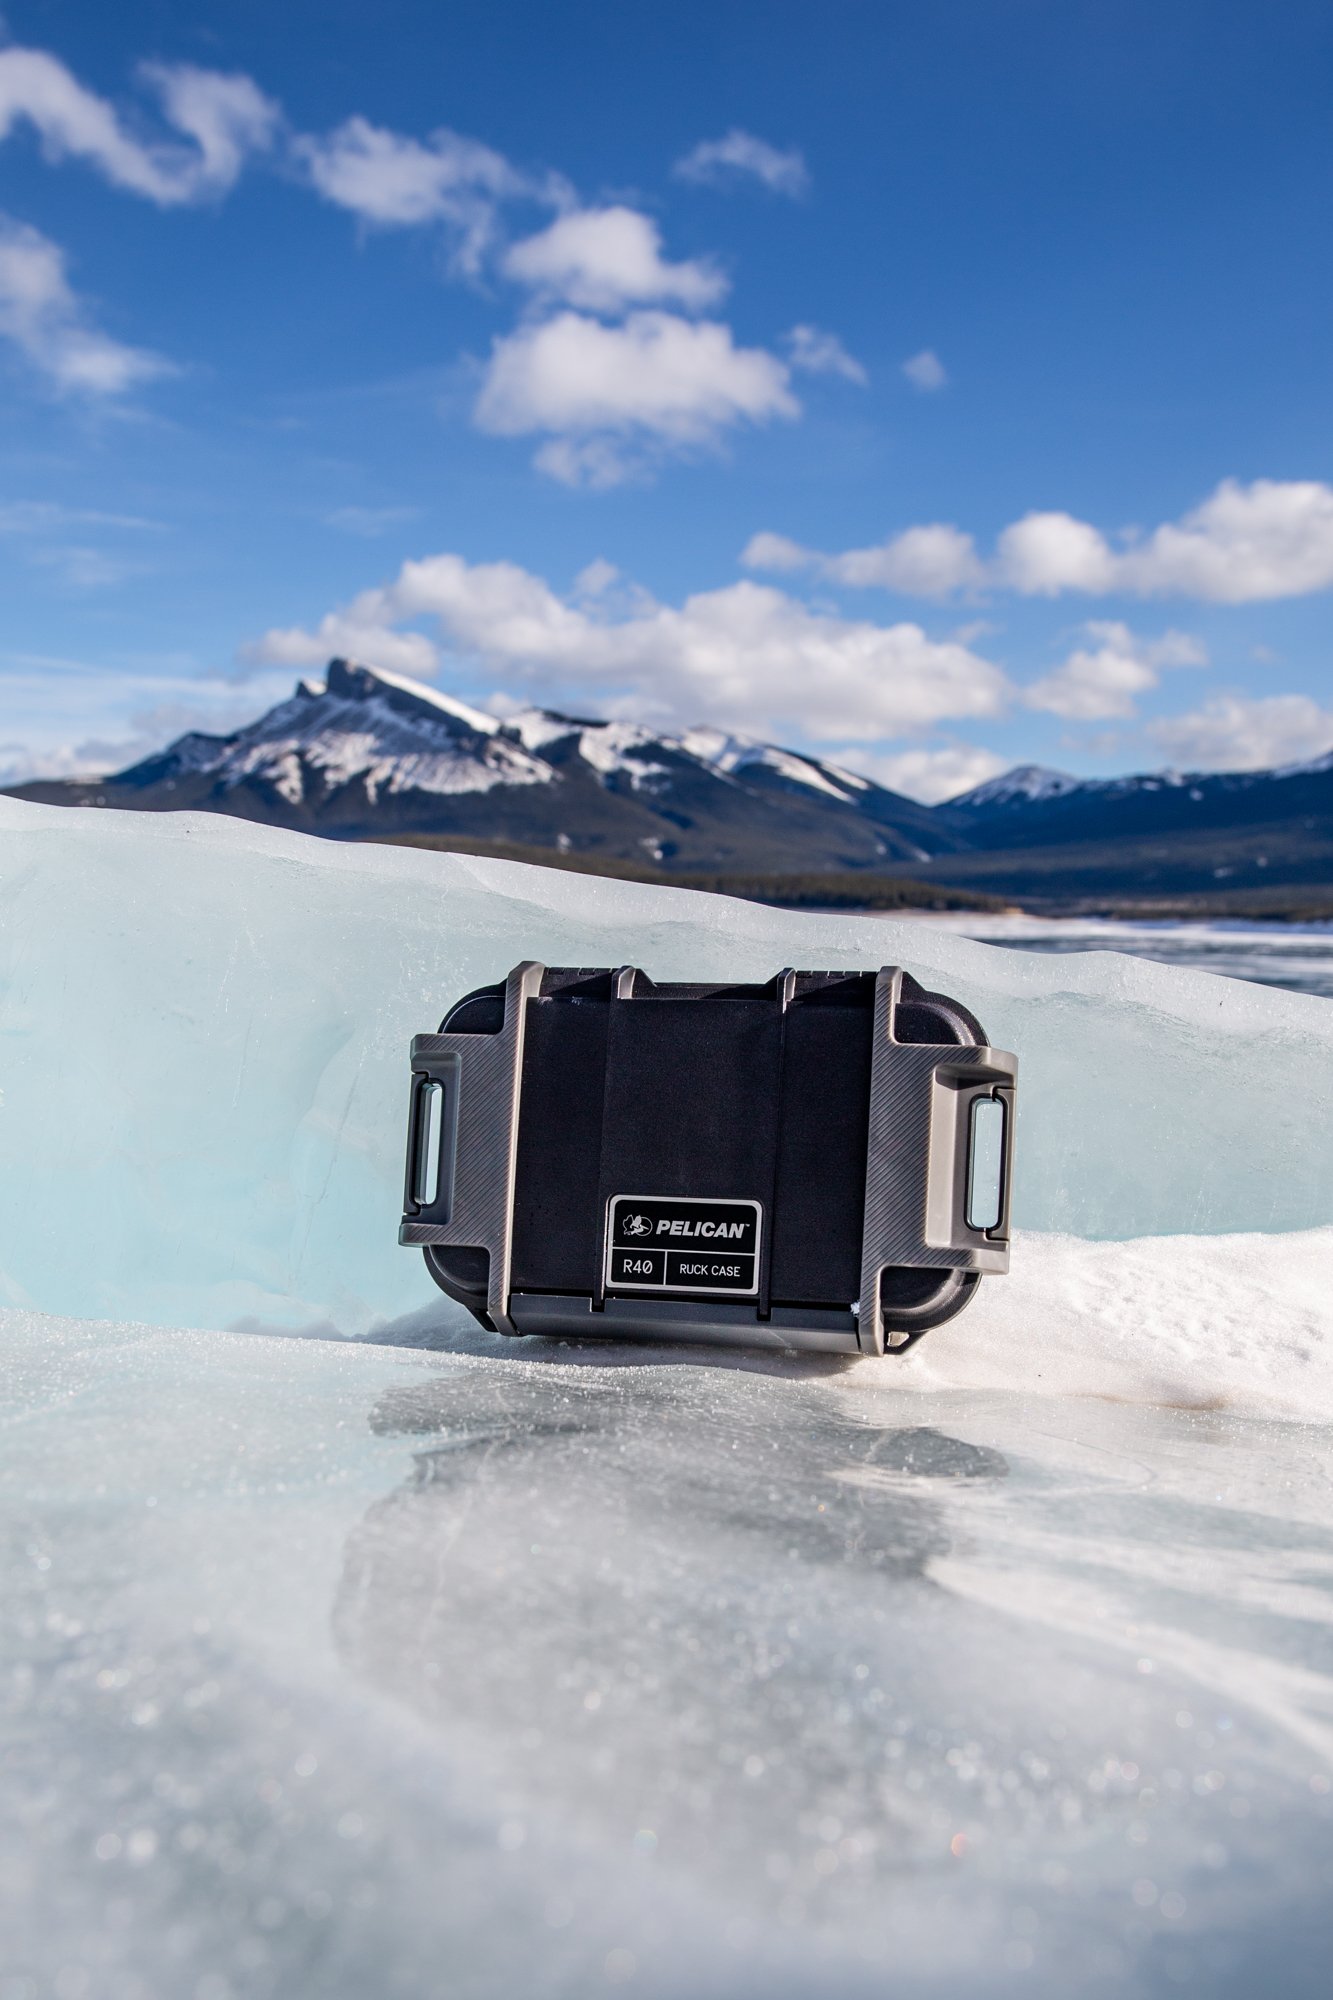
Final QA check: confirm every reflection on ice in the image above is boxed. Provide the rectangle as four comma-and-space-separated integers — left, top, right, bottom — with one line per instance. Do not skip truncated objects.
5, 1309, 1332, 1998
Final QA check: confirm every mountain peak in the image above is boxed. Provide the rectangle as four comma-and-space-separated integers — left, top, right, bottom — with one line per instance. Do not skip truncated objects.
321, 657, 502, 736
950, 764, 1083, 809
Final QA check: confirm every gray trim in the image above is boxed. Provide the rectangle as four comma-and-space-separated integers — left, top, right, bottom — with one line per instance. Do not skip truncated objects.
398, 959, 545, 1335
857, 967, 1018, 1357
511, 1293, 861, 1356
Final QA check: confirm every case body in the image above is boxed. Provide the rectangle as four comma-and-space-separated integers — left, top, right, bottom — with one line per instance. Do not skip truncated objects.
400, 964, 1016, 1356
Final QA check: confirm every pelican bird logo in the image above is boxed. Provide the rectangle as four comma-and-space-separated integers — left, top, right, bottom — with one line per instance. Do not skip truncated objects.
623, 1212, 652, 1238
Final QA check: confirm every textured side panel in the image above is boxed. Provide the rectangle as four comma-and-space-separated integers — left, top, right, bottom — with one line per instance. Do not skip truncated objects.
398, 961, 545, 1334
858, 968, 1018, 1355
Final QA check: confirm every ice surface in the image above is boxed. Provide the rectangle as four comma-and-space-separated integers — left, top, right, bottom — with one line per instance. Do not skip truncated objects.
5, 1306, 1333, 1999
4, 797, 1333, 1995
1, 797, 1330, 1346
909, 911, 1333, 1001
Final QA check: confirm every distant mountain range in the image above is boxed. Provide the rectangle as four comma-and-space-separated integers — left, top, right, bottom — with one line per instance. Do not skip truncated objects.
9, 658, 1333, 912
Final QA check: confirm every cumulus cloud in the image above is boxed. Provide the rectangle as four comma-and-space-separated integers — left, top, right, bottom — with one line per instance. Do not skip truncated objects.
902, 349, 947, 392
784, 324, 866, 384
1002, 480, 1333, 601
291, 114, 554, 272
673, 129, 808, 197
0, 45, 278, 203
738, 530, 809, 573
748, 480, 1333, 606
743, 522, 985, 597
502, 206, 724, 313
474, 310, 798, 485
997, 511, 1118, 595
832, 742, 1009, 805
0, 216, 171, 394
1024, 622, 1206, 722
828, 525, 985, 596
246, 550, 1010, 743
1146, 693, 1333, 772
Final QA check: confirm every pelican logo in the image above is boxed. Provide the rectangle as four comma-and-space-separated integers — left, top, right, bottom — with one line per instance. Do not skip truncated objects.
606, 1195, 761, 1296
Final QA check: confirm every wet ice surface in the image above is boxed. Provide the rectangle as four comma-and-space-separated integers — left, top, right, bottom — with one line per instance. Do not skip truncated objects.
5, 1309, 1332, 2000
902, 914, 1333, 1000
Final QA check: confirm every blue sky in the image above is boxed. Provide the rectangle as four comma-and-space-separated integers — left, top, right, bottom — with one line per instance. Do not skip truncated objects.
3, 0, 1333, 800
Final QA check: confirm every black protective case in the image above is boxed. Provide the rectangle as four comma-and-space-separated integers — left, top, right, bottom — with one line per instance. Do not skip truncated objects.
401, 964, 1016, 1357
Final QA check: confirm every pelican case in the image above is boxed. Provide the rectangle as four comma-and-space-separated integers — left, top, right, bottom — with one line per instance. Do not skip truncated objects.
399, 962, 1016, 1356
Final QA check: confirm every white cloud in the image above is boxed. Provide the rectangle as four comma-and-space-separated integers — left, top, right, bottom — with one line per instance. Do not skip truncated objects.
997, 511, 1118, 595
828, 525, 985, 596
739, 530, 809, 573
571, 557, 619, 598
293, 114, 559, 272
743, 522, 985, 597
0, 655, 296, 786
1146, 693, 1333, 772
832, 742, 1009, 805
246, 550, 1010, 744
902, 349, 947, 392
0, 45, 277, 204
474, 310, 798, 485
756, 480, 1333, 606
673, 129, 808, 198
249, 598, 440, 680
0, 216, 171, 394
1025, 622, 1207, 721
503, 206, 724, 313
1120, 479, 1333, 601
1001, 480, 1333, 602
784, 324, 866, 384
139, 63, 280, 194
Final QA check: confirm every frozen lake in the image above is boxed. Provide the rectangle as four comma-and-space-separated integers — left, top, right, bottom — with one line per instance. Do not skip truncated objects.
902, 914, 1333, 1000
6, 1307, 1333, 2000
2, 799, 1331, 1996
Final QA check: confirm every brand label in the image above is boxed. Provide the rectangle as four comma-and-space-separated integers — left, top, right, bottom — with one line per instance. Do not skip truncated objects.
606, 1195, 761, 1296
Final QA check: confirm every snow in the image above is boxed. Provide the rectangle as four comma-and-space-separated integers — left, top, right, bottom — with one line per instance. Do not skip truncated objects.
572, 720, 669, 789
681, 724, 863, 801
1274, 744, 1333, 779
889, 1226, 1333, 1423
503, 706, 582, 751
951, 764, 1084, 807
4, 795, 1333, 1995
198, 688, 554, 802
317, 658, 503, 736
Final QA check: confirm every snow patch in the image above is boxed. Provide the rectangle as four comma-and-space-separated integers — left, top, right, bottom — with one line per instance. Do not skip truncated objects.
867, 1227, 1333, 1424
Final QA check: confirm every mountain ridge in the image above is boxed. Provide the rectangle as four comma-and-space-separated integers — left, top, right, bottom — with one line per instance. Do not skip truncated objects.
6, 657, 967, 876
7, 657, 1333, 907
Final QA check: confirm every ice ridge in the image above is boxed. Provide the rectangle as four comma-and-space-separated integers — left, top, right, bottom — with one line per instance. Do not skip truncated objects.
0, 798, 1330, 1390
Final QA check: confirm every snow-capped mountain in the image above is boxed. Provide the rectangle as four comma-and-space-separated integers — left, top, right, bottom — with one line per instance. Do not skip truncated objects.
9, 656, 1332, 902
18, 658, 963, 875
949, 765, 1088, 809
